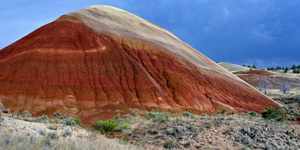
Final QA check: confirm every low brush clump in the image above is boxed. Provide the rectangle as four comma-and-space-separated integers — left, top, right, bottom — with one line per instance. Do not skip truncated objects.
261, 106, 300, 122
7, 110, 83, 127
261, 107, 285, 122
22, 110, 32, 118
95, 114, 132, 134
96, 119, 117, 134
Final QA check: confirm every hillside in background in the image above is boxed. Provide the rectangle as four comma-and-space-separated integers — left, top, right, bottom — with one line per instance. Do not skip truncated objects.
219, 62, 300, 107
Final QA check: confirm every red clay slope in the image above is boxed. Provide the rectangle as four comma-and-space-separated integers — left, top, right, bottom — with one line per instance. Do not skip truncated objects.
0, 5, 279, 123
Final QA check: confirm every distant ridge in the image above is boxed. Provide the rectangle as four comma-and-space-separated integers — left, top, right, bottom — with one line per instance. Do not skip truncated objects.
218, 62, 250, 73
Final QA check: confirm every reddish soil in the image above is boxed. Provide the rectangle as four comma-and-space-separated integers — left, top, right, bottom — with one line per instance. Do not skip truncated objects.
233, 70, 273, 87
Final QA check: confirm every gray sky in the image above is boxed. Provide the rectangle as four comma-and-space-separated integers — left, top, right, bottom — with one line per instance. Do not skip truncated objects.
1, 0, 300, 67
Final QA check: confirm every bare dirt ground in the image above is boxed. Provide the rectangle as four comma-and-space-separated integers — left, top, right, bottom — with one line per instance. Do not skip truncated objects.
118, 113, 300, 150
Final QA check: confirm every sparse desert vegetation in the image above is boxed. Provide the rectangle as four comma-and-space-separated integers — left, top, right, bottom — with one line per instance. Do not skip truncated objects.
1, 107, 300, 150
0, 112, 141, 150
111, 110, 300, 149
0, 127, 140, 150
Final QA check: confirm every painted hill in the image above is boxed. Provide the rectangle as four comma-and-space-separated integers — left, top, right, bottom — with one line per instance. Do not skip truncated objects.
0, 5, 279, 123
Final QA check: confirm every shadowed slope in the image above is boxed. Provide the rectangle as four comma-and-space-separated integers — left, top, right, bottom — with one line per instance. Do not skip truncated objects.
0, 5, 279, 123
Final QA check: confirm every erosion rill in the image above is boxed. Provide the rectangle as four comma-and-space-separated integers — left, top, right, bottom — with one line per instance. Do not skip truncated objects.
0, 5, 279, 124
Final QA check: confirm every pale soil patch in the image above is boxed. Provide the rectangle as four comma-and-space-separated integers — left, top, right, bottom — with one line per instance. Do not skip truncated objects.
0, 114, 141, 150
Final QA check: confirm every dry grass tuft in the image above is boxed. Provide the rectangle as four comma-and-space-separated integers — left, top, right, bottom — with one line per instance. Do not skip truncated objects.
0, 129, 141, 150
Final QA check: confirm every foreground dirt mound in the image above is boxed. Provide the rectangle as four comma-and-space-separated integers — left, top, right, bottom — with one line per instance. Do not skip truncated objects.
0, 114, 140, 150
0, 5, 279, 123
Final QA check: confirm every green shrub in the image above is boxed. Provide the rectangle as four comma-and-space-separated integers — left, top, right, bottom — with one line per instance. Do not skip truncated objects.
123, 114, 133, 119
117, 123, 131, 132
164, 140, 175, 148
95, 120, 117, 133
38, 129, 45, 136
241, 147, 248, 150
0, 110, 2, 119
54, 119, 62, 124
287, 108, 300, 117
182, 112, 195, 118
144, 111, 170, 121
22, 110, 32, 117
63, 117, 76, 126
62, 129, 72, 137
52, 112, 61, 117
35, 115, 49, 123
261, 107, 285, 122
47, 126, 57, 130
279, 106, 288, 114
114, 114, 121, 120
286, 115, 296, 121
293, 110, 300, 117
134, 112, 140, 118
147, 111, 158, 119
60, 115, 68, 119
201, 113, 208, 117
40, 115, 49, 120
74, 118, 81, 124
23, 118, 34, 122
95, 116, 131, 134
233, 113, 241, 118
120, 138, 129, 144
287, 109, 295, 115
217, 108, 227, 114
248, 111, 257, 117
